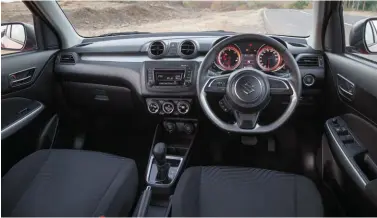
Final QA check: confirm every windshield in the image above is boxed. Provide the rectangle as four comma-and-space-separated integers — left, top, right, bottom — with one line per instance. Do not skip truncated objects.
57, 1, 315, 37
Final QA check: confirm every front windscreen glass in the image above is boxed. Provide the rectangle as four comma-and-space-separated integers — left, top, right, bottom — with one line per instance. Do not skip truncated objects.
56, 1, 315, 37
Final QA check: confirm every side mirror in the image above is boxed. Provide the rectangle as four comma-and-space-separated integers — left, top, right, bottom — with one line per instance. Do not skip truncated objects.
349, 17, 377, 54
1, 22, 36, 54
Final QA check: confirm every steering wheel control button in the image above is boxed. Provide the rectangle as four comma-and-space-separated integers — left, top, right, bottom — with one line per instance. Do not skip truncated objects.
162, 101, 174, 114
269, 78, 292, 95
206, 77, 228, 93
219, 98, 231, 112
147, 101, 160, 114
303, 74, 315, 87
177, 101, 190, 115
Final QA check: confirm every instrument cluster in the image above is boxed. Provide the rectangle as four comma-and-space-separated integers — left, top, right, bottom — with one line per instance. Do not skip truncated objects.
212, 41, 288, 76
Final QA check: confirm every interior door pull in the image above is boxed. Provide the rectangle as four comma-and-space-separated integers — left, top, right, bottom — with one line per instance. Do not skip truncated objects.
8, 68, 35, 87
337, 74, 355, 101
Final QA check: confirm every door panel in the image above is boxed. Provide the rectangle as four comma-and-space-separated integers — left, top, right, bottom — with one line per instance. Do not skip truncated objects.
324, 52, 377, 213
326, 53, 377, 125
1, 50, 58, 174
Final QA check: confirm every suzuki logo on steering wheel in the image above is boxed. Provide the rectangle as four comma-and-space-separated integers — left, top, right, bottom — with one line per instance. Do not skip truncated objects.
241, 81, 255, 95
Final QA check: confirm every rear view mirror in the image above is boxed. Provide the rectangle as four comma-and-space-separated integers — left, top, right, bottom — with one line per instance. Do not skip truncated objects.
349, 17, 377, 54
1, 22, 36, 54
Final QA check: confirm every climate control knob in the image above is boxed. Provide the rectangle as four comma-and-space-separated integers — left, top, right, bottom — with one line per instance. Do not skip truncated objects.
177, 101, 190, 115
147, 101, 160, 114
162, 101, 174, 114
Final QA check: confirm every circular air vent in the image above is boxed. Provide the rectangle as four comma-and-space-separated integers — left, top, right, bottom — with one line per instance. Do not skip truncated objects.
148, 41, 166, 58
179, 40, 197, 58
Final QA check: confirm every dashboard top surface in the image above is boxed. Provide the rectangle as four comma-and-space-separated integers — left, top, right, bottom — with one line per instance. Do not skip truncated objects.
66, 33, 316, 56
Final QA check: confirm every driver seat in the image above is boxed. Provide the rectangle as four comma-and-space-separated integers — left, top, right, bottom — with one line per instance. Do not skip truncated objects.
172, 166, 323, 217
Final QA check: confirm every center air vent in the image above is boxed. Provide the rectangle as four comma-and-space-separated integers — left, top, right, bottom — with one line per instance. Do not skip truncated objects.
149, 41, 166, 58
59, 53, 76, 64
179, 40, 197, 58
297, 55, 324, 67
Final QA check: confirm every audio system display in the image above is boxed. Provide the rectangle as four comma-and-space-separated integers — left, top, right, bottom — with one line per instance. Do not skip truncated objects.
154, 69, 185, 86
145, 61, 195, 90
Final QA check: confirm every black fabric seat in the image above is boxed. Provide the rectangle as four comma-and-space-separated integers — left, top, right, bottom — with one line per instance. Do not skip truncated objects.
2, 149, 138, 217
172, 166, 323, 217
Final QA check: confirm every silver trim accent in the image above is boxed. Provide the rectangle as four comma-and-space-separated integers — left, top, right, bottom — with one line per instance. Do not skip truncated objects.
147, 101, 160, 114
177, 101, 190, 115
1, 102, 44, 140
302, 74, 315, 87
162, 101, 174, 114
148, 40, 166, 58
337, 74, 355, 97
207, 74, 230, 87
268, 76, 290, 90
145, 155, 184, 187
178, 40, 198, 58
325, 121, 368, 187
9, 67, 36, 87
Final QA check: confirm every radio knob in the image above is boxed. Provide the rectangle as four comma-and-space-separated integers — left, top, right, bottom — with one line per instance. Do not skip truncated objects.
147, 101, 160, 114
177, 101, 190, 115
162, 101, 174, 114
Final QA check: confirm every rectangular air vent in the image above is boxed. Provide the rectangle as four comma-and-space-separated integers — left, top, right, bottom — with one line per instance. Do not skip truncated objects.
59, 54, 76, 64
297, 56, 323, 67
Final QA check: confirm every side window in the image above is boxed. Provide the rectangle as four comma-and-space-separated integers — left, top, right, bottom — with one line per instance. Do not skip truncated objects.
343, 1, 377, 62
1, 1, 37, 55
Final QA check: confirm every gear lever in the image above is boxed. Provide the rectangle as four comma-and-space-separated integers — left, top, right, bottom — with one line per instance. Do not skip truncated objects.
152, 142, 170, 183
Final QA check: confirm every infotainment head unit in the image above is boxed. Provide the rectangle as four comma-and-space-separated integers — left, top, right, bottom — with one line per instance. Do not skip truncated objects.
145, 61, 196, 90
154, 69, 185, 86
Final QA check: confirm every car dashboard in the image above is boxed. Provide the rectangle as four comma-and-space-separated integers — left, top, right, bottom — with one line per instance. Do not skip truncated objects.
54, 32, 324, 117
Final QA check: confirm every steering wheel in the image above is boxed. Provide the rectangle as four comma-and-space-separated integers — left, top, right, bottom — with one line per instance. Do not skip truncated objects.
197, 34, 302, 133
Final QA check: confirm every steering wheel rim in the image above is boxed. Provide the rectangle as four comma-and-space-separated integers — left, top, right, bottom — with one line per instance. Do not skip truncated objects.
197, 34, 302, 133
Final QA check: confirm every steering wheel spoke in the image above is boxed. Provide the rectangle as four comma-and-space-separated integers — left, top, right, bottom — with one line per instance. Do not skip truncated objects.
233, 111, 260, 129
204, 74, 230, 94
267, 75, 293, 95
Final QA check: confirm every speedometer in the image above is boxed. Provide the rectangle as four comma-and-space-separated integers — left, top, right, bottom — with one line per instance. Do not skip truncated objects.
256, 45, 283, 72
216, 45, 242, 71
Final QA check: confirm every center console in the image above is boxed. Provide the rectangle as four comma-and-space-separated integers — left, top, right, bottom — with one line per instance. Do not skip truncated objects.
142, 61, 198, 117
133, 118, 197, 217
146, 119, 197, 187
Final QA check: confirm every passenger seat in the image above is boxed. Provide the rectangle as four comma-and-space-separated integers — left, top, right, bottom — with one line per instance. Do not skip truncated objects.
1, 149, 138, 217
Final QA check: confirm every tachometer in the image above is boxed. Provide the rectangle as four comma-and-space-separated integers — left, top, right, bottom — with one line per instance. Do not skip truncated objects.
256, 45, 283, 72
216, 45, 242, 71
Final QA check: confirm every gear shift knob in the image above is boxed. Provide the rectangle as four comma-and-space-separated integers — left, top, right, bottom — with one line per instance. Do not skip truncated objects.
153, 142, 166, 165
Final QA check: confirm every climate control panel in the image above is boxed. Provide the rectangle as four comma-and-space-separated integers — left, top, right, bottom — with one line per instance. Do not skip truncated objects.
146, 98, 192, 116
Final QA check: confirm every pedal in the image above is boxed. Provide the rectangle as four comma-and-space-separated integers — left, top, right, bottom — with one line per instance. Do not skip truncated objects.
73, 133, 86, 149
241, 136, 258, 146
267, 137, 276, 152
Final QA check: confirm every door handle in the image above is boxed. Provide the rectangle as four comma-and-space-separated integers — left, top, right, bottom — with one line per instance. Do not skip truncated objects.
8, 68, 35, 87
337, 74, 355, 101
